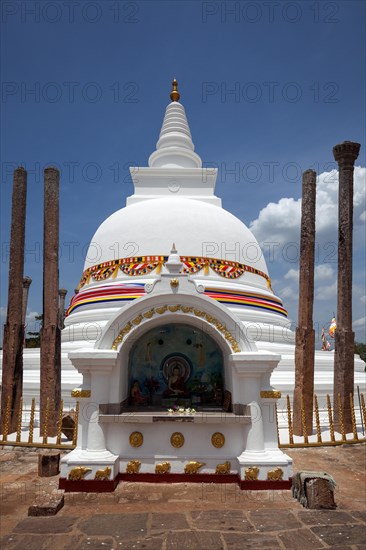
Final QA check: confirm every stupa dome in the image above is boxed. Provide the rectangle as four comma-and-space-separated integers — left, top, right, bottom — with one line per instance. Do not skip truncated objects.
84, 197, 268, 278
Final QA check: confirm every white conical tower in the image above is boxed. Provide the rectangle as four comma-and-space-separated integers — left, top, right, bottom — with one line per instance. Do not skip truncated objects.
127, 79, 220, 206
148, 79, 202, 169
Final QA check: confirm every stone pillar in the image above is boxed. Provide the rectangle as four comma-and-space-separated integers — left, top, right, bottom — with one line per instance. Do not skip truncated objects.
0, 168, 27, 434
333, 141, 360, 432
40, 167, 61, 436
22, 276, 32, 326
58, 288, 67, 329
293, 170, 316, 435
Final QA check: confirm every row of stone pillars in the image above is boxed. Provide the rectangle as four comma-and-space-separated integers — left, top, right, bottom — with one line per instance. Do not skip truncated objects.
0, 167, 67, 436
293, 141, 360, 435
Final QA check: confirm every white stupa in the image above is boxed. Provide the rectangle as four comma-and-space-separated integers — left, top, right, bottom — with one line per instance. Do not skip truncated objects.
1, 80, 364, 489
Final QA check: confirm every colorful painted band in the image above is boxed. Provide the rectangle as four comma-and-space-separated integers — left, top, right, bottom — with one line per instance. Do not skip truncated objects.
66, 284, 287, 318
77, 256, 272, 290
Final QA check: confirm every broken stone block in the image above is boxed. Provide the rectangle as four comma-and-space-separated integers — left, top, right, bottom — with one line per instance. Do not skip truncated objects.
38, 452, 60, 477
61, 411, 75, 441
28, 493, 64, 516
305, 477, 337, 510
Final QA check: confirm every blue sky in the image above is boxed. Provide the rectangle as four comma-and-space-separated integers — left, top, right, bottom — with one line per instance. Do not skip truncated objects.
1, 0, 365, 344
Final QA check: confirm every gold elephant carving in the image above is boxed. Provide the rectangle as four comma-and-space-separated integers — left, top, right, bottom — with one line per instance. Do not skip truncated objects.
68, 466, 92, 481
155, 461, 171, 474
215, 461, 231, 474
184, 461, 205, 474
126, 460, 141, 474
245, 466, 259, 481
267, 467, 283, 481
94, 466, 111, 480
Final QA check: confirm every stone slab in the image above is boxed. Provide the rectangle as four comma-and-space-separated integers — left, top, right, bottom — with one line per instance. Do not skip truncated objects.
311, 524, 366, 546
13, 516, 75, 534
297, 510, 354, 525
150, 512, 189, 534
248, 510, 301, 532
278, 528, 324, 549
191, 509, 253, 532
350, 510, 366, 523
73, 537, 116, 550
222, 532, 282, 549
118, 537, 165, 550
0, 534, 55, 550
166, 531, 224, 550
28, 493, 64, 516
78, 513, 148, 538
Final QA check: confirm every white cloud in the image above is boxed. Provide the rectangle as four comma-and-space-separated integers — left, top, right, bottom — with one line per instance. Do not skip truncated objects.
361, 295, 366, 304
315, 281, 337, 302
250, 166, 366, 252
284, 268, 299, 282
353, 316, 366, 328
279, 286, 298, 301
315, 265, 334, 281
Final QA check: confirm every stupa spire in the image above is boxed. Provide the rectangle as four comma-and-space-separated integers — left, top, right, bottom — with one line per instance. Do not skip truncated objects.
148, 79, 202, 168
170, 78, 180, 102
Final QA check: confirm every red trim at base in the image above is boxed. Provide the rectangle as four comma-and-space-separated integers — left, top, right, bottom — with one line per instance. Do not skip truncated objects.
58, 474, 292, 492
240, 478, 292, 491
119, 472, 239, 484
59, 477, 119, 492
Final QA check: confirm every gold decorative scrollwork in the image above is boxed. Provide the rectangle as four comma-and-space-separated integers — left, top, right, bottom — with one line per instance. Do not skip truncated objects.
170, 432, 184, 448
111, 305, 241, 353
170, 278, 179, 288
132, 314, 143, 325
211, 432, 225, 448
194, 309, 205, 317
156, 305, 168, 314
129, 431, 143, 448
71, 389, 91, 398
168, 304, 181, 312
143, 308, 155, 319
260, 390, 281, 399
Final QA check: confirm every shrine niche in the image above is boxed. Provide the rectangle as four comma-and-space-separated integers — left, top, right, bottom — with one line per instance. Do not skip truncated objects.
128, 323, 224, 408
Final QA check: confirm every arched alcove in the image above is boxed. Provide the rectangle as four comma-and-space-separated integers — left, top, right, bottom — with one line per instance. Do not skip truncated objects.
128, 322, 224, 409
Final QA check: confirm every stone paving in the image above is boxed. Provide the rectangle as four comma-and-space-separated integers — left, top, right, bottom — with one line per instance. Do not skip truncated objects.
0, 445, 365, 549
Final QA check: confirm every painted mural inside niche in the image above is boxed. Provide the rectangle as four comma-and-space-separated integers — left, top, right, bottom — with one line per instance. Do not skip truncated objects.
128, 323, 224, 407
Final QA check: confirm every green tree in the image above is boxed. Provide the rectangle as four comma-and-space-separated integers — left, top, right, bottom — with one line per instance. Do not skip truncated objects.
25, 314, 42, 348
355, 342, 366, 363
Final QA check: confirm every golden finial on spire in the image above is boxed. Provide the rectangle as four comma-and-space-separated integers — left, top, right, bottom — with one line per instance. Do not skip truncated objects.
170, 78, 180, 102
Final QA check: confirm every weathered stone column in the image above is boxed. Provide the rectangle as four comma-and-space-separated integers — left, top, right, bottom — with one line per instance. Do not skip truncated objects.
40, 167, 61, 436
333, 141, 360, 432
22, 276, 32, 326
293, 170, 316, 435
0, 167, 27, 434
58, 288, 67, 329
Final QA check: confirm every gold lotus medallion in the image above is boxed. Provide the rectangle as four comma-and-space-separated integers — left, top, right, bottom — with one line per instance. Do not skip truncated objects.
170, 432, 185, 448
211, 432, 225, 448
129, 431, 143, 448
